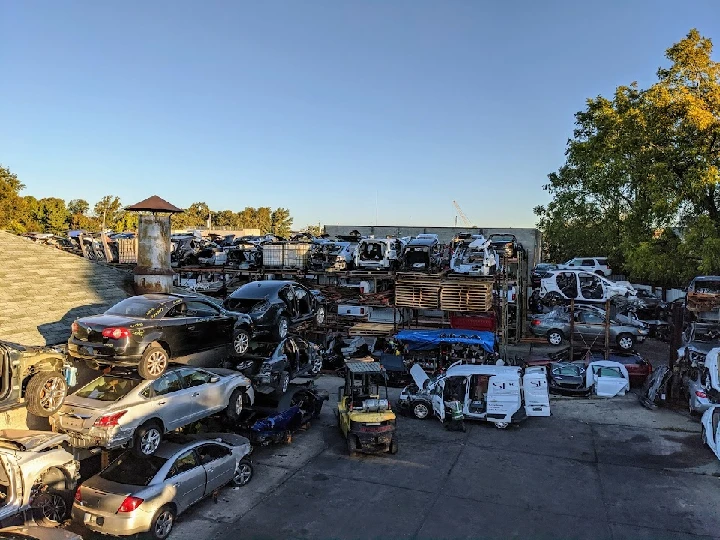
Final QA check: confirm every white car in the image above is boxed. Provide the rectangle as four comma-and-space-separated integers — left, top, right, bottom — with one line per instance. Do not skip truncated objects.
449, 235, 497, 276
50, 366, 254, 457
355, 238, 407, 270
559, 257, 612, 277
585, 361, 630, 397
701, 405, 720, 460
540, 270, 636, 304
398, 363, 550, 428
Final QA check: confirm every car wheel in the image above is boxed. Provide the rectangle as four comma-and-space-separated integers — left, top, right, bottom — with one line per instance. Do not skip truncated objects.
412, 402, 430, 420
30, 491, 68, 526
346, 435, 357, 456
547, 330, 564, 346
233, 329, 250, 356
25, 371, 67, 417
274, 316, 289, 340
702, 425, 708, 445
388, 436, 398, 455
231, 460, 254, 487
133, 421, 163, 457
138, 344, 169, 380
226, 388, 246, 420
150, 505, 175, 540
275, 371, 290, 397
617, 334, 635, 351
494, 422, 509, 429
315, 306, 326, 326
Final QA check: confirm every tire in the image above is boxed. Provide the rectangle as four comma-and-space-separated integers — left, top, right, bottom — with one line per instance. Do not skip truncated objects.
315, 306, 326, 326
232, 329, 250, 356
494, 422, 509, 429
274, 316, 290, 340
346, 435, 356, 456
226, 388, 246, 420
388, 436, 398, 455
138, 344, 169, 380
547, 330, 564, 346
30, 491, 69, 526
230, 460, 253, 487
133, 421, 163, 457
617, 333, 635, 351
149, 505, 175, 540
275, 371, 290, 397
411, 401, 430, 420
25, 371, 67, 417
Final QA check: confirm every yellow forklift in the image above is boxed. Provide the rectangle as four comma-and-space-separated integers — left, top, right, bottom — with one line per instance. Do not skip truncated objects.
337, 360, 398, 455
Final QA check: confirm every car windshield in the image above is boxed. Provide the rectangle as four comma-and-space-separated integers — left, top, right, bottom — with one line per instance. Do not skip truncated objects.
246, 341, 279, 357
75, 376, 141, 401
105, 297, 166, 318
101, 452, 167, 486
637, 290, 658, 299
693, 280, 720, 294
491, 235, 514, 242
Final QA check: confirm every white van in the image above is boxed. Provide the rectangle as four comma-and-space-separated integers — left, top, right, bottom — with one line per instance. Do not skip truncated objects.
540, 270, 636, 304
398, 363, 550, 428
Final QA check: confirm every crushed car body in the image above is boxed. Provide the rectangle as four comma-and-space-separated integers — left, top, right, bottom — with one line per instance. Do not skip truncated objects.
354, 237, 407, 271
449, 235, 497, 276
401, 234, 441, 272
540, 270, 636, 305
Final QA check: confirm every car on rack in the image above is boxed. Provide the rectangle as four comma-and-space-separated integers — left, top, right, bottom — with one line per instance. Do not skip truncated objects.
223, 281, 326, 340
487, 234, 524, 259
529, 308, 648, 350
232, 336, 322, 398
558, 257, 612, 276
0, 341, 73, 417
540, 270, 635, 305
531, 263, 559, 288
449, 235, 497, 276
686, 276, 720, 322
309, 239, 357, 271
354, 237, 407, 271
0, 430, 80, 528
401, 234, 442, 272
72, 433, 253, 539
67, 293, 254, 379
49, 366, 254, 457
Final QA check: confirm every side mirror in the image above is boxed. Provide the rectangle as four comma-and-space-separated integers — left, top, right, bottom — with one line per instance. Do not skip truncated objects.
210, 376, 220, 383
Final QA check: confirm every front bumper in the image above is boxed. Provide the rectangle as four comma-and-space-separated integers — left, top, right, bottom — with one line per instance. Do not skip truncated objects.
72, 503, 153, 536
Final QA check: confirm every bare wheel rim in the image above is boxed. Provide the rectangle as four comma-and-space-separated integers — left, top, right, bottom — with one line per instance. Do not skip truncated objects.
279, 319, 288, 338
619, 336, 633, 349
316, 308, 325, 324
234, 463, 252, 485
281, 375, 289, 393
234, 394, 243, 416
39, 376, 65, 411
495, 422, 509, 429
234, 333, 249, 354
146, 351, 168, 377
141, 428, 162, 455
414, 403, 429, 419
33, 493, 66, 522
155, 510, 173, 538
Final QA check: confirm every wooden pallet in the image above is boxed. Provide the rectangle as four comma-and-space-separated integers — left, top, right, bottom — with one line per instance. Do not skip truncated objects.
348, 322, 396, 336
439, 280, 493, 312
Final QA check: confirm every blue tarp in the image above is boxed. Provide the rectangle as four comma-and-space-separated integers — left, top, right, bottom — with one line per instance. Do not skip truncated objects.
394, 329, 495, 353
250, 406, 303, 434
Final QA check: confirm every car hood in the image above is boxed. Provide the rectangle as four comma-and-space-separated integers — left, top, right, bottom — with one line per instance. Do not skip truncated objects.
0, 430, 69, 452
410, 364, 431, 389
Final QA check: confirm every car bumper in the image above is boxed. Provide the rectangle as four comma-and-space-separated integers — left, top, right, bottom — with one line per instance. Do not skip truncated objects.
51, 425, 131, 450
67, 340, 142, 364
72, 504, 152, 536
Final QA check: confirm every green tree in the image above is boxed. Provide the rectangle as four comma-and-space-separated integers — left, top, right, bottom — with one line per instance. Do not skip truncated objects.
37, 197, 69, 234
305, 223, 323, 237
538, 29, 720, 285
68, 199, 89, 216
93, 196, 125, 231
172, 202, 210, 230
214, 210, 238, 228
256, 207, 272, 234
0, 165, 25, 232
236, 207, 258, 229
270, 208, 293, 237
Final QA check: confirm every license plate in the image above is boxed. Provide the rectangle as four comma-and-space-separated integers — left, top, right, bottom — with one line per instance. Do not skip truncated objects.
63, 417, 84, 430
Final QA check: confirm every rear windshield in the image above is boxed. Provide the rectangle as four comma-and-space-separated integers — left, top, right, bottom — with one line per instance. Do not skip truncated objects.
692, 280, 720, 294
105, 297, 166, 318
75, 376, 141, 401
101, 453, 167, 486
596, 258, 608, 265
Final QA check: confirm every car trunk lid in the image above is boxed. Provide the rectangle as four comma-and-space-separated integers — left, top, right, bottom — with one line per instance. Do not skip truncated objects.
78, 476, 135, 511
74, 315, 136, 343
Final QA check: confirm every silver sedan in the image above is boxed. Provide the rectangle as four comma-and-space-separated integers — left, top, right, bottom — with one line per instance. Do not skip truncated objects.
73, 434, 253, 539
530, 309, 648, 350
50, 366, 254, 457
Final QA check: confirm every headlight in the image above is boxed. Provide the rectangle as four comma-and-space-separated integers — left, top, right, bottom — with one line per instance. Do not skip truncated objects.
236, 360, 254, 370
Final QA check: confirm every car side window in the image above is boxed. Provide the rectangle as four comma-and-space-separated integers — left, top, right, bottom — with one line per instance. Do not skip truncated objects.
142, 372, 183, 398
179, 368, 213, 388
185, 301, 220, 318
197, 444, 231, 465
582, 259, 596, 266
168, 450, 200, 478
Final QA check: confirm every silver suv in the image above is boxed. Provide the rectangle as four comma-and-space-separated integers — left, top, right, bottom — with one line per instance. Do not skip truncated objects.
560, 257, 611, 276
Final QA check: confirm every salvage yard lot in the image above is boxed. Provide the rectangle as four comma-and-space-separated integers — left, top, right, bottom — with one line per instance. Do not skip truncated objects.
72, 375, 720, 540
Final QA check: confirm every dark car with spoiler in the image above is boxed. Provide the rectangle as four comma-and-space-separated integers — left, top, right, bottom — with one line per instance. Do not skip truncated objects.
68, 294, 254, 380
401, 234, 441, 272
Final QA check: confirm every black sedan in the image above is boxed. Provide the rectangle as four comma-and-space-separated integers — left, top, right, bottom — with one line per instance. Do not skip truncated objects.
68, 294, 254, 379
547, 362, 590, 396
488, 234, 524, 258
232, 336, 322, 398
223, 280, 326, 340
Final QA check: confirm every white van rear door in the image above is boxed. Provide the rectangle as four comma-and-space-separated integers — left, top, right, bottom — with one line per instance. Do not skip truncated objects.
523, 367, 551, 417
486, 375, 521, 423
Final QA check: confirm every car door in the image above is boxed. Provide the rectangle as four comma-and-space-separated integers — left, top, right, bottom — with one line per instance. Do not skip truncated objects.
196, 443, 236, 494
143, 371, 197, 431
159, 302, 197, 357
166, 449, 206, 514
590, 365, 629, 397
486, 375, 521, 421
709, 407, 720, 458
184, 300, 225, 350
576, 311, 604, 341
177, 368, 224, 421
522, 368, 551, 417
292, 284, 312, 321
430, 379, 446, 421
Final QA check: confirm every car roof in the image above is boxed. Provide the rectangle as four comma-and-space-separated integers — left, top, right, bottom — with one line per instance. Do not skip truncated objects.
692, 276, 720, 281
445, 365, 521, 378
407, 237, 436, 247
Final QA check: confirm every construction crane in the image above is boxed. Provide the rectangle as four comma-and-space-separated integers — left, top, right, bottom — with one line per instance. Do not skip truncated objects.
453, 200, 477, 228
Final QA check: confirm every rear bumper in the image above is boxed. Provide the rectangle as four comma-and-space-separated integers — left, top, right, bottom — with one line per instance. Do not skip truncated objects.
67, 340, 142, 364
72, 504, 152, 536
349, 430, 394, 453
51, 423, 131, 450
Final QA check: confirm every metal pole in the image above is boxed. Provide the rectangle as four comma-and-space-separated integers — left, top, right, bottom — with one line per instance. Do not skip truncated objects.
569, 298, 575, 360
604, 299, 611, 360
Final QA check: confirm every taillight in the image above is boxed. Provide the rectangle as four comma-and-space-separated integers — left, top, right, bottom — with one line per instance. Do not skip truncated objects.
71, 322, 79, 334
512, 293, 516, 301
531, 320, 541, 326
696, 390, 707, 399
74, 487, 82, 502
102, 327, 131, 339
117, 496, 143, 513
93, 411, 127, 427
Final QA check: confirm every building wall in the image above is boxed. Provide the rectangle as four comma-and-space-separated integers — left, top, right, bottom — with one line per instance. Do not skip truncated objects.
323, 225, 542, 272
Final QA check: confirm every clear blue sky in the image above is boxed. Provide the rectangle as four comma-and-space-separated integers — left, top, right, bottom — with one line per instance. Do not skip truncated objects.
1, 1, 717, 230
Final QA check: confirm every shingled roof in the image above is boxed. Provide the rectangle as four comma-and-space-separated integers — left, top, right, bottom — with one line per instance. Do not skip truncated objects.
125, 195, 184, 213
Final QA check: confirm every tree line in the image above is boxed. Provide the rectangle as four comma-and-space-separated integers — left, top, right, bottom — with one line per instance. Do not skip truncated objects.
0, 166, 295, 238
535, 29, 720, 287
